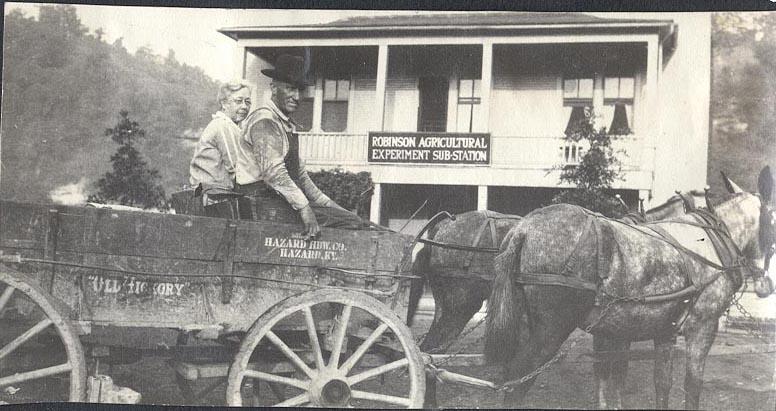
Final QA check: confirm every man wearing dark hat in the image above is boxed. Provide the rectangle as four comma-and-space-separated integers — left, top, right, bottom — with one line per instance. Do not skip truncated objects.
235, 54, 379, 238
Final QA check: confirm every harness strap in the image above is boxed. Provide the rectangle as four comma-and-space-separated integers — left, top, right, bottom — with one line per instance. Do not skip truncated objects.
646, 224, 697, 288
560, 215, 595, 277
644, 223, 729, 271
419, 211, 520, 254
489, 218, 499, 250
676, 191, 697, 212
516, 211, 600, 291
464, 218, 494, 270
514, 273, 598, 291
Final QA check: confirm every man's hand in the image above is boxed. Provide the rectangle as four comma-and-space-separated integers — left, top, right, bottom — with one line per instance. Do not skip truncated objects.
299, 204, 320, 239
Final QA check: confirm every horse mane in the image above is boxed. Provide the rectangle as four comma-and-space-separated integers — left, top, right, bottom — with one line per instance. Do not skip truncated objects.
707, 192, 747, 208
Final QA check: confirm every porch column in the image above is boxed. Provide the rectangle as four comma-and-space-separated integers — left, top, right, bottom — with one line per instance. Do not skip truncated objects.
312, 76, 324, 132
645, 37, 660, 143
370, 183, 382, 224
232, 45, 246, 79
374, 44, 389, 131
639, 189, 652, 210
644, 36, 661, 197
479, 41, 493, 132
592, 72, 605, 129
369, 45, 389, 225
477, 185, 488, 211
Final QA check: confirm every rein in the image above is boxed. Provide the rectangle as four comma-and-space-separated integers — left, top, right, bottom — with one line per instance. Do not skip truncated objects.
418, 211, 521, 254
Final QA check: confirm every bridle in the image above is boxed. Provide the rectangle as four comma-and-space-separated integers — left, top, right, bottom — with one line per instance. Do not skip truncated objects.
760, 201, 775, 274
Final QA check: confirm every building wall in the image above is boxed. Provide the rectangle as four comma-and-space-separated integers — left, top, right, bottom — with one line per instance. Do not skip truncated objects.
351, 77, 377, 134
383, 78, 419, 132
652, 13, 711, 204
237, 14, 711, 210
491, 70, 566, 137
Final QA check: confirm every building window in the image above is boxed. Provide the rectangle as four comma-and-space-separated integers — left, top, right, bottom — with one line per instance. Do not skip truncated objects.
563, 77, 594, 135
456, 78, 481, 133
603, 76, 634, 135
294, 86, 315, 132
322, 78, 350, 132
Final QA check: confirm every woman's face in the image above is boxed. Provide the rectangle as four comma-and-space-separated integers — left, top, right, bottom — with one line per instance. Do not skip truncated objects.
221, 87, 251, 123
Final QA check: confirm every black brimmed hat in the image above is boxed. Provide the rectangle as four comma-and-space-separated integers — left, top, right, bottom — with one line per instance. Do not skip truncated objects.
261, 54, 311, 89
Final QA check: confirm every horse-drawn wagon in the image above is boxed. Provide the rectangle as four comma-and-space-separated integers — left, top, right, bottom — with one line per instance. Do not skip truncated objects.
1, 167, 773, 408
0, 195, 432, 407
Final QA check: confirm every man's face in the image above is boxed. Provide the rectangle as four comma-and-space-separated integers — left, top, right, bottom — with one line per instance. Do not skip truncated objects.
272, 81, 302, 115
221, 87, 251, 123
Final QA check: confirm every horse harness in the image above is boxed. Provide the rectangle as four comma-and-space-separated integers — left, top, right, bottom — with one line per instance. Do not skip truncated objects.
418, 211, 521, 280
512, 206, 751, 306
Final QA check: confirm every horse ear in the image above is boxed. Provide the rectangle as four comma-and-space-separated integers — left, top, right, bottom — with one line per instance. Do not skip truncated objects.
721, 171, 743, 194
758, 166, 773, 203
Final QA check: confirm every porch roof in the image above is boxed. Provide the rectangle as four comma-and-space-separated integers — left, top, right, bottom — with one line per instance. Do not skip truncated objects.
219, 12, 675, 41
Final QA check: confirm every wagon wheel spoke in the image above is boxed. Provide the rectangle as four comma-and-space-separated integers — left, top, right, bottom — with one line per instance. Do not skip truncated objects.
327, 304, 352, 369
0, 318, 53, 361
274, 392, 310, 407
350, 389, 413, 407
0, 285, 15, 314
0, 363, 72, 387
243, 369, 309, 390
303, 307, 325, 370
226, 290, 425, 408
347, 358, 408, 385
265, 331, 315, 379
339, 323, 389, 375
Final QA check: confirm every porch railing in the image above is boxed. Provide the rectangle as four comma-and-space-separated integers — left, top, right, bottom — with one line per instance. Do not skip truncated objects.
298, 132, 647, 170
299, 132, 368, 166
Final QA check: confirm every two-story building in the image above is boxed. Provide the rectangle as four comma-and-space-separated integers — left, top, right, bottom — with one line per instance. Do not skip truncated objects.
219, 12, 711, 231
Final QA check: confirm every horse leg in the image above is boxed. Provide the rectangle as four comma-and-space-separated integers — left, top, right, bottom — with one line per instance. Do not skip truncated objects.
610, 340, 630, 409
593, 336, 630, 409
653, 335, 674, 409
420, 278, 488, 408
502, 292, 582, 407
683, 317, 718, 409
502, 322, 577, 406
593, 336, 612, 409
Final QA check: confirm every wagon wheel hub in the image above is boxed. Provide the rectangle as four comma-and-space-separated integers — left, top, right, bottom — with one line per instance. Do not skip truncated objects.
320, 378, 351, 406
226, 289, 426, 408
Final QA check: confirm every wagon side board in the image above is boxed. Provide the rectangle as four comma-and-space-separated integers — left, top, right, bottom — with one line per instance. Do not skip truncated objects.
0, 200, 413, 332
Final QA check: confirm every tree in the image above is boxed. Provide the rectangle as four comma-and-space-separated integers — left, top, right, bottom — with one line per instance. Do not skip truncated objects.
89, 111, 167, 209
1, 5, 218, 203
551, 108, 627, 218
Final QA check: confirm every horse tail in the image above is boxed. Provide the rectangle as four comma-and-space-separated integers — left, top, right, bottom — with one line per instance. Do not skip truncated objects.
485, 231, 526, 364
406, 244, 431, 327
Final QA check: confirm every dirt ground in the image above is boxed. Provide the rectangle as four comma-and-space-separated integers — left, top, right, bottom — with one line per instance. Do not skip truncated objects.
97, 315, 776, 409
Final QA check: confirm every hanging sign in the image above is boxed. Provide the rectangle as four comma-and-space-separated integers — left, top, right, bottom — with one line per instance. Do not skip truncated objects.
368, 132, 490, 165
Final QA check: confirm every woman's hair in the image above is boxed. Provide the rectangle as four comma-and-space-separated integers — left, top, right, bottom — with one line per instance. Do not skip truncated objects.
217, 81, 252, 105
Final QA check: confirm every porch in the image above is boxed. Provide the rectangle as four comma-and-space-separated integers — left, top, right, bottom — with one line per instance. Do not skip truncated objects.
299, 131, 655, 189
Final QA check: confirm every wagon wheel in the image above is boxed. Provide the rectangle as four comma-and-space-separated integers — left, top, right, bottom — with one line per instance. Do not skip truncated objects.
226, 289, 425, 408
0, 268, 86, 402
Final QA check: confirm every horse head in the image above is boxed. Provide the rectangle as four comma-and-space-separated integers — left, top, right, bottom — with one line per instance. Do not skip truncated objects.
721, 166, 774, 297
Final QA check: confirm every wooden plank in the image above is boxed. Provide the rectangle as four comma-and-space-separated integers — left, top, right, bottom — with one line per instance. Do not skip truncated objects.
2, 200, 412, 273
0, 201, 51, 248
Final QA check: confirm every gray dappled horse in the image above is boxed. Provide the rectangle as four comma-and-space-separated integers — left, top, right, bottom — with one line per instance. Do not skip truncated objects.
484, 167, 775, 409
407, 193, 699, 408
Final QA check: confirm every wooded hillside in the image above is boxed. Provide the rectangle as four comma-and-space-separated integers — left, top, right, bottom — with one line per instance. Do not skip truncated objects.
1, 5, 218, 203
1, 7, 773, 204
709, 13, 776, 194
